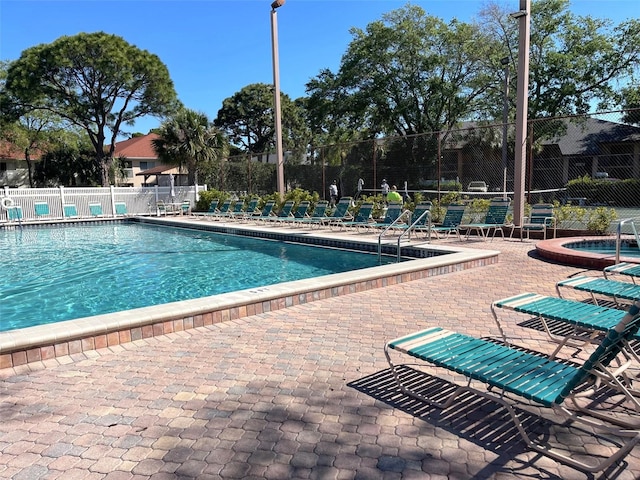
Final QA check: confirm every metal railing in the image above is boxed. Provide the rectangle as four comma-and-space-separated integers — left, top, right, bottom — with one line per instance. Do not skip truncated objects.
616, 218, 640, 264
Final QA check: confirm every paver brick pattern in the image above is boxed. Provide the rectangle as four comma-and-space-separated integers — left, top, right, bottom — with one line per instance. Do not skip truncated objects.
1, 237, 639, 479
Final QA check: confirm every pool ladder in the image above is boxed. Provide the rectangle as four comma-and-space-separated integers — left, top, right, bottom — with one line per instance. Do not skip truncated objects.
615, 218, 640, 264
377, 209, 431, 263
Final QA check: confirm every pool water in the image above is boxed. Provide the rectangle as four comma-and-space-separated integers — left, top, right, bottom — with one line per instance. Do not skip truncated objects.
565, 240, 640, 257
0, 223, 398, 332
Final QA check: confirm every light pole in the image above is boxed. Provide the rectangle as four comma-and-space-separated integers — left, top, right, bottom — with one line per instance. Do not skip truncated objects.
511, 0, 530, 227
270, 0, 286, 198
501, 56, 510, 200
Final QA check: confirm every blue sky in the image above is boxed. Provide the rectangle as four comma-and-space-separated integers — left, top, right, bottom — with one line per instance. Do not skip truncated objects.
1, 0, 638, 138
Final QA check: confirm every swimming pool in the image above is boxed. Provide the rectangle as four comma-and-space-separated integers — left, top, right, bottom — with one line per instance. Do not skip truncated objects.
0, 222, 401, 332
0, 217, 499, 370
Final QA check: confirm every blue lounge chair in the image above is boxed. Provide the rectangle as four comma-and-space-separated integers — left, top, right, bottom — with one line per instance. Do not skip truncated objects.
34, 202, 50, 219
605, 262, 640, 284
384, 300, 640, 473
429, 203, 465, 240
89, 203, 103, 217
63, 204, 78, 218
459, 197, 511, 240
180, 200, 191, 216
114, 202, 127, 216
7, 205, 23, 222
338, 202, 374, 231
519, 203, 556, 240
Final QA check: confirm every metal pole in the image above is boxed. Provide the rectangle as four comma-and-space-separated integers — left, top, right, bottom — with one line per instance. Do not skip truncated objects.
270, 0, 286, 198
501, 57, 510, 200
512, 0, 530, 227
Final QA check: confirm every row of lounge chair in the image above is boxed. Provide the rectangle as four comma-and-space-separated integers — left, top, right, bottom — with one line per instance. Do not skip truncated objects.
192, 195, 561, 242
3, 201, 128, 222
192, 196, 500, 239
384, 263, 640, 473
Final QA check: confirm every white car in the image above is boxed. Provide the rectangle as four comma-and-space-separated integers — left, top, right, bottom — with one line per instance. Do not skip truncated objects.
467, 181, 488, 192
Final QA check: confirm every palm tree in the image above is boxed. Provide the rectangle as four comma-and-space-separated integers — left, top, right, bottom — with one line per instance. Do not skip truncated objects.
152, 108, 227, 185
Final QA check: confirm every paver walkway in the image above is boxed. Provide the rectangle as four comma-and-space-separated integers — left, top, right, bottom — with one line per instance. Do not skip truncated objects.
1, 237, 638, 480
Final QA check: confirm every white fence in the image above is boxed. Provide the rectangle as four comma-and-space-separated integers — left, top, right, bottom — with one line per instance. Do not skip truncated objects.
1, 185, 206, 222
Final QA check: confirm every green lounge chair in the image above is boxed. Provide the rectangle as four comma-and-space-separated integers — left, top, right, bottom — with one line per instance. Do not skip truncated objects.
320, 197, 353, 228
89, 202, 103, 217
261, 200, 295, 224
459, 197, 510, 240
429, 203, 465, 240
298, 201, 329, 227
557, 276, 640, 307
519, 203, 556, 240
250, 200, 276, 222
338, 202, 374, 231
605, 262, 640, 284
233, 198, 260, 221
369, 202, 404, 229
206, 199, 234, 220
384, 300, 640, 473
193, 199, 220, 219
279, 201, 311, 226
393, 201, 432, 236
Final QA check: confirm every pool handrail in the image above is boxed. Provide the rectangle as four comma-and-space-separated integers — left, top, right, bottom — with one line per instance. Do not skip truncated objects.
616, 218, 640, 264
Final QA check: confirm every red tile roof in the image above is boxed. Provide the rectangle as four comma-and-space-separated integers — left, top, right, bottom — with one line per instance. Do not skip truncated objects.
0, 141, 42, 160
113, 133, 160, 159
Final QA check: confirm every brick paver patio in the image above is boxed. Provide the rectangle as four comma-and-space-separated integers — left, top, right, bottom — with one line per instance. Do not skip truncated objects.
1, 236, 638, 480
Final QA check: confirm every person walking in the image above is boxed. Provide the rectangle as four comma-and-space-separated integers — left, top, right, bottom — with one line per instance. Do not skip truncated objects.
381, 178, 390, 196
355, 177, 364, 199
329, 180, 339, 207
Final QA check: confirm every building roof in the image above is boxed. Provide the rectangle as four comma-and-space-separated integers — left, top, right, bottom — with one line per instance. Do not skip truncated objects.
113, 133, 160, 159
136, 165, 183, 176
540, 117, 640, 156
0, 141, 42, 161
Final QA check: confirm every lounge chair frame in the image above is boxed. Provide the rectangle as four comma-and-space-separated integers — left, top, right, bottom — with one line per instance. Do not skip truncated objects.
459, 197, 511, 241
605, 262, 640, 284
384, 300, 640, 473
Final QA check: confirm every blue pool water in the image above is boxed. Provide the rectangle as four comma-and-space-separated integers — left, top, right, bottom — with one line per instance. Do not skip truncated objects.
565, 240, 640, 258
0, 222, 398, 332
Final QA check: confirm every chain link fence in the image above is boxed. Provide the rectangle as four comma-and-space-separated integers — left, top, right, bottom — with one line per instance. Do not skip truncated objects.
208, 110, 640, 227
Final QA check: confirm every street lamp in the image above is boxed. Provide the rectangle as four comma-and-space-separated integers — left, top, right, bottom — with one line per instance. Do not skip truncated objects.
500, 56, 510, 200
270, 0, 286, 198
511, 0, 530, 227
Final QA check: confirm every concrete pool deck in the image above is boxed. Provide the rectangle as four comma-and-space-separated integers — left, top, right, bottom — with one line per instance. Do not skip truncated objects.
1, 223, 639, 479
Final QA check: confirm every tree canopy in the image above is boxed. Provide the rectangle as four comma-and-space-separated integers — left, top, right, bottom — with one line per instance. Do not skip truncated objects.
3, 31, 179, 185
152, 108, 227, 185
214, 83, 308, 163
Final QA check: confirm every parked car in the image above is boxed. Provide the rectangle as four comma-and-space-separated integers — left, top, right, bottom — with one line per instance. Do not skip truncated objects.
467, 181, 488, 192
